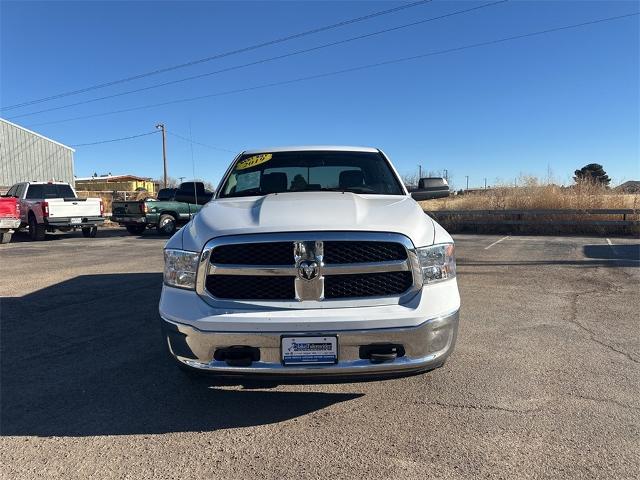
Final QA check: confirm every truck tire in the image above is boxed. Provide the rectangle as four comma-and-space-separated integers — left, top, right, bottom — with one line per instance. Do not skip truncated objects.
82, 226, 97, 238
126, 225, 146, 235
0, 232, 12, 244
157, 214, 177, 235
28, 214, 46, 241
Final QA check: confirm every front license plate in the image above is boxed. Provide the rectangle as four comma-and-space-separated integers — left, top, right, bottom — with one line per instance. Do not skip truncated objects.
281, 336, 338, 366
71, 217, 82, 224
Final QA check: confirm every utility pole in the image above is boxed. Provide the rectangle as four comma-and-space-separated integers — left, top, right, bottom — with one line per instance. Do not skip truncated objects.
156, 123, 168, 188
465, 175, 469, 191
443, 169, 448, 181
178, 176, 186, 183
418, 164, 422, 180
484, 178, 487, 189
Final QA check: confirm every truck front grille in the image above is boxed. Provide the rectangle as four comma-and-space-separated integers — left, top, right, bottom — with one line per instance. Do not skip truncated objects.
210, 242, 292, 265
323, 241, 407, 264
324, 272, 413, 299
209, 241, 407, 265
206, 275, 295, 300
201, 233, 418, 303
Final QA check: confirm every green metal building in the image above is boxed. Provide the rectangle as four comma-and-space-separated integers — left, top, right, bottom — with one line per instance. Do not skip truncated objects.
0, 118, 75, 190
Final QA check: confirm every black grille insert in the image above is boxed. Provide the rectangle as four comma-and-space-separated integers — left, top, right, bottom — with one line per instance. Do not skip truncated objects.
210, 240, 407, 266
324, 271, 413, 299
324, 241, 407, 264
210, 242, 292, 265
206, 275, 295, 300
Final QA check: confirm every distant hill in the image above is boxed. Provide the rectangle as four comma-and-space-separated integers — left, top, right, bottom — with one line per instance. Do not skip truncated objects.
615, 181, 640, 193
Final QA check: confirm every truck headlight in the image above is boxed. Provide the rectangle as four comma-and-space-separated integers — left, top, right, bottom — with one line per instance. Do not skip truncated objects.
164, 249, 200, 289
417, 243, 456, 284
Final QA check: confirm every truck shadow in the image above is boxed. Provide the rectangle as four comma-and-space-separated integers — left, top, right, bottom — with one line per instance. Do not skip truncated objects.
11, 227, 175, 244
9, 227, 170, 242
0, 273, 361, 437
583, 244, 640, 262
458, 243, 640, 269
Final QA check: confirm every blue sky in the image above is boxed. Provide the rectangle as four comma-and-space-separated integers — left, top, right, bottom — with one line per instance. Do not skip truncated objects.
1, 0, 638, 189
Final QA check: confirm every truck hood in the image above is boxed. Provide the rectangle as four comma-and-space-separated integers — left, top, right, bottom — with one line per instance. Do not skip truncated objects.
179, 192, 437, 252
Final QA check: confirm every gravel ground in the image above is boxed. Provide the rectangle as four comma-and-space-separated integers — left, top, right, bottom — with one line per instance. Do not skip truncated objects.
1, 229, 638, 479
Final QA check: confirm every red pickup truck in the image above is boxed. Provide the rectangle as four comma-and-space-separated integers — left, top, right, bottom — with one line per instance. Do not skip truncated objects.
0, 196, 20, 244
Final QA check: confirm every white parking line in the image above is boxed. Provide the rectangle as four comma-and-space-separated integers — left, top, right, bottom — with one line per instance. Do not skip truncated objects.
484, 235, 511, 250
606, 238, 613, 246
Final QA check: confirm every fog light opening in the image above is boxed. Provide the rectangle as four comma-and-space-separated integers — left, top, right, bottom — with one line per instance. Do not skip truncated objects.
428, 328, 450, 353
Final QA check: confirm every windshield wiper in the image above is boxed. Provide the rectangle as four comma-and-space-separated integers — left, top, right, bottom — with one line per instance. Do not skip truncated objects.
222, 189, 263, 198
223, 187, 379, 198
318, 187, 374, 194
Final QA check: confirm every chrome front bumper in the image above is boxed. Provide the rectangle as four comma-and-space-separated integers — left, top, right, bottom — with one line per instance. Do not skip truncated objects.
161, 309, 459, 379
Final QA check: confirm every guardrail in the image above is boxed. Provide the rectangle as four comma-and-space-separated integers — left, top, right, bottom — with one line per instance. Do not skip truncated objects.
424, 209, 640, 231
425, 208, 640, 226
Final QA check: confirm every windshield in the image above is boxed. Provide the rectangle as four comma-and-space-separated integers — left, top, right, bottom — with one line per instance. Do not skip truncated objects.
219, 150, 404, 198
156, 188, 176, 201
26, 184, 76, 199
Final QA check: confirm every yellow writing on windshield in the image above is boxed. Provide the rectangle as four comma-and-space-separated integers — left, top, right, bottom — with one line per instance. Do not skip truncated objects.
236, 153, 273, 170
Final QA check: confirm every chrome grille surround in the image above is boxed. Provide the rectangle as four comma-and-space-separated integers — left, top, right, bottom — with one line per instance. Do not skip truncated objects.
195, 232, 423, 309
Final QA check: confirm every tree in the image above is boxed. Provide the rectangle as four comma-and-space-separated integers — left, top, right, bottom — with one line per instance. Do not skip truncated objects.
573, 164, 611, 186
401, 172, 420, 188
401, 170, 454, 190
155, 176, 216, 190
153, 176, 179, 188
403, 170, 454, 188
193, 178, 216, 192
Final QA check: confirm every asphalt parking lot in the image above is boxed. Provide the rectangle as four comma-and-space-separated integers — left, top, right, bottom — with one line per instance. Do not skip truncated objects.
1, 229, 638, 479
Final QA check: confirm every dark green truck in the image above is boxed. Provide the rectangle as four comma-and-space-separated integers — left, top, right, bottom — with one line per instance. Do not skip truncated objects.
111, 182, 213, 235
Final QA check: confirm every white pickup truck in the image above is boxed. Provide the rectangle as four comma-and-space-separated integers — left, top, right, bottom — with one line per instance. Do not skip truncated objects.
160, 146, 460, 381
6, 181, 104, 240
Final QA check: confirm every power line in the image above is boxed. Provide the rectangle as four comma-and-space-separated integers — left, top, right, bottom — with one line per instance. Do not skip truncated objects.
167, 130, 235, 153
70, 130, 158, 147
8, 1, 508, 120
0, 0, 433, 111
28, 11, 639, 128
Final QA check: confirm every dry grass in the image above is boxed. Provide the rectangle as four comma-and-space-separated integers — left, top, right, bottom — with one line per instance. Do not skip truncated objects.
420, 177, 639, 211
419, 177, 640, 235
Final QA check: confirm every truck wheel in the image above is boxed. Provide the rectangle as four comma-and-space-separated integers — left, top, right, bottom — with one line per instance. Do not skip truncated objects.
126, 225, 146, 235
82, 226, 97, 238
157, 214, 177, 235
0, 232, 12, 244
28, 214, 46, 241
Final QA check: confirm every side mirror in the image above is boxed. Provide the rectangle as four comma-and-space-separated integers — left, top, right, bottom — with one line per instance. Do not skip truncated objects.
411, 190, 435, 201
410, 177, 450, 201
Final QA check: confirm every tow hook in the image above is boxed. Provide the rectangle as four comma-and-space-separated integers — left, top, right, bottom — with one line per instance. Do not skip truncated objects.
214, 346, 260, 367
359, 344, 405, 364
